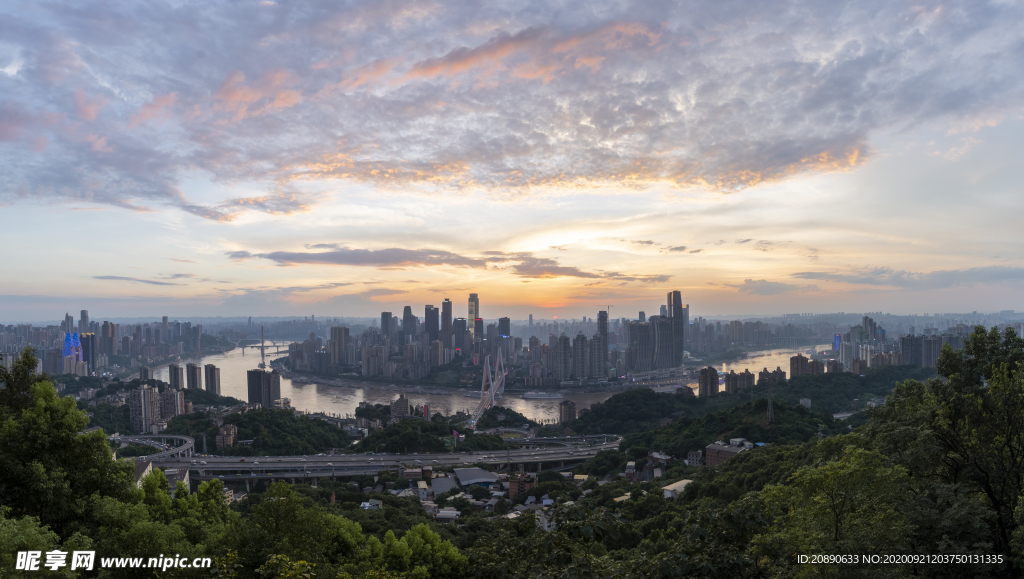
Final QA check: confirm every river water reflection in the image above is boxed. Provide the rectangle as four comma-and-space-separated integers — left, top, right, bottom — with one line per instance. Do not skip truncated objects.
152, 343, 614, 423
152, 345, 821, 421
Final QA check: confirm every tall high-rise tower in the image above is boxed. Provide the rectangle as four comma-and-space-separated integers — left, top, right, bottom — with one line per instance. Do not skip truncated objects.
597, 310, 609, 376
425, 305, 439, 342
80, 310, 89, 333
667, 291, 688, 365
468, 294, 479, 337
402, 306, 417, 344
441, 299, 453, 349
381, 312, 393, 345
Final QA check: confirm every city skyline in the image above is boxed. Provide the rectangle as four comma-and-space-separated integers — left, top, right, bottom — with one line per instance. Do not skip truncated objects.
3, 2, 1024, 320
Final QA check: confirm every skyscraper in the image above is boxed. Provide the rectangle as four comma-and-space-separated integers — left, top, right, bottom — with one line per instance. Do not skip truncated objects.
186, 363, 202, 390
453, 318, 467, 351
247, 369, 281, 408
380, 312, 393, 345
468, 294, 479, 337
474, 318, 484, 344
572, 333, 589, 378
129, 386, 160, 433
328, 326, 350, 365
79, 332, 97, 372
402, 306, 417, 344
667, 290, 688, 365
425, 305, 439, 342
80, 310, 89, 333
441, 299, 453, 350
498, 317, 511, 338
597, 310, 609, 376
529, 314, 533, 327
650, 316, 674, 369
204, 364, 221, 395
698, 366, 719, 397
140, 366, 152, 381
160, 389, 185, 419
626, 321, 654, 372
559, 399, 577, 424
553, 334, 572, 380
168, 364, 184, 390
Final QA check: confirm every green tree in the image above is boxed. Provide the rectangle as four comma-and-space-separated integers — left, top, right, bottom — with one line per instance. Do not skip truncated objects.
862, 329, 1024, 576
0, 348, 135, 538
0, 506, 93, 578
755, 447, 914, 577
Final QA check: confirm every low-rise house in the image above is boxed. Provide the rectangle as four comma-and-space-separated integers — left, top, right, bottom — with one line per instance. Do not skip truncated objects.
163, 468, 190, 493
435, 507, 460, 523
705, 438, 754, 466
662, 479, 693, 499
431, 476, 459, 496
133, 459, 153, 488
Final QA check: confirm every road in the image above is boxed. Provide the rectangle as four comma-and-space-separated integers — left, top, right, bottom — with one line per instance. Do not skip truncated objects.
145, 438, 620, 479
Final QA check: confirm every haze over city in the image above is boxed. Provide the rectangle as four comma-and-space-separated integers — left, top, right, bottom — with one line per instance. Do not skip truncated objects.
3, 1, 1024, 321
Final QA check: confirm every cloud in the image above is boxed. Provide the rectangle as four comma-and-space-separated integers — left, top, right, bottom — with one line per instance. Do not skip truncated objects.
754, 240, 786, 252
93, 275, 181, 286
227, 245, 668, 283
4, 0, 1024, 216
791, 266, 1024, 290
129, 93, 177, 128
735, 239, 753, 244
169, 258, 196, 263
665, 246, 687, 252
224, 189, 320, 216
729, 278, 818, 295
74, 89, 106, 121
689, 249, 703, 254
228, 247, 487, 268
503, 254, 601, 279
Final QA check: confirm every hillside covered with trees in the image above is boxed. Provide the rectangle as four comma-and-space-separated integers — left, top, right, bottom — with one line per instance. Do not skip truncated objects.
164, 408, 350, 456
568, 363, 935, 435
2, 326, 1023, 577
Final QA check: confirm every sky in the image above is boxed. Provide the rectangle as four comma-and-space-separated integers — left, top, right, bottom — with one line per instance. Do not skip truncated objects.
2, 0, 1024, 323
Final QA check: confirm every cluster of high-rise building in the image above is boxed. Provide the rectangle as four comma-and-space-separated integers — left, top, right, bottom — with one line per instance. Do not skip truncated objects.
0, 310, 209, 376
831, 315, 981, 373
127, 362, 222, 432
127, 385, 185, 434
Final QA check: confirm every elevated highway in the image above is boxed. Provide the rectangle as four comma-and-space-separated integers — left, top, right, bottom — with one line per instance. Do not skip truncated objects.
110, 434, 195, 460
146, 437, 620, 491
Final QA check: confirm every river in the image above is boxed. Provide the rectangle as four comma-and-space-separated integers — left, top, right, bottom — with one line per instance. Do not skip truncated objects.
712, 346, 823, 376
152, 344, 820, 421
151, 343, 614, 423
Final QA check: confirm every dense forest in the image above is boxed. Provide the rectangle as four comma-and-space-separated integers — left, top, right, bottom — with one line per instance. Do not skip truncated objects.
568, 364, 935, 435
354, 419, 509, 454
164, 408, 350, 456
474, 406, 537, 429
2, 326, 1023, 577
